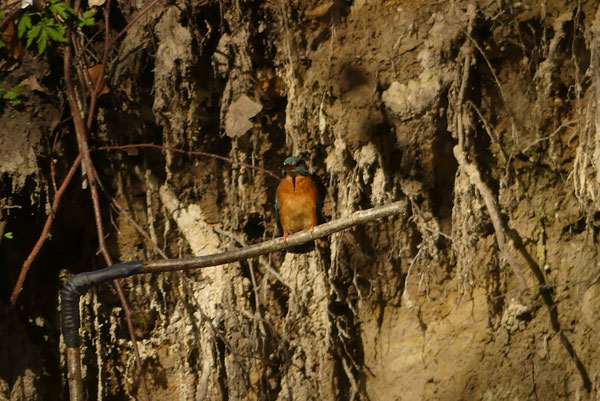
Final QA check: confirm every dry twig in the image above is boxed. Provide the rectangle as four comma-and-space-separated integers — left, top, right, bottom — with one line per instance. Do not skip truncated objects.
98, 143, 281, 180
9, 154, 83, 305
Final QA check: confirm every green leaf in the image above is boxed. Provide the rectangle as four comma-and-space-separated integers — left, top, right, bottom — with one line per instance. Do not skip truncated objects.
26, 23, 41, 48
4, 86, 23, 99
17, 13, 32, 38
37, 28, 48, 55
78, 10, 96, 27
2, 87, 22, 106
45, 25, 66, 42
49, 3, 68, 19
61, 3, 76, 16
43, 16, 57, 27
0, 39, 5, 49
49, 2, 76, 19
4, 232, 13, 240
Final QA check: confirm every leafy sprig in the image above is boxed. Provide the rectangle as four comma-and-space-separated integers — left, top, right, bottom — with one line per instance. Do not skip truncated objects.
79, 10, 96, 28
0, 86, 24, 107
48, 0, 76, 20
16, 0, 96, 55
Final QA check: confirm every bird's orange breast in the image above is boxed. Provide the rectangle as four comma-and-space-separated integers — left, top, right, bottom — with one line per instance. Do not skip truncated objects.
276, 176, 318, 235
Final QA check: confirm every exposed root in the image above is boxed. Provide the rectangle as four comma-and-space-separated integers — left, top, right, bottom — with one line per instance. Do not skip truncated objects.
453, 34, 591, 391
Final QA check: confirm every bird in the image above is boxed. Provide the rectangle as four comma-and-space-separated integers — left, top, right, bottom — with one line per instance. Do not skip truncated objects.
275, 156, 318, 253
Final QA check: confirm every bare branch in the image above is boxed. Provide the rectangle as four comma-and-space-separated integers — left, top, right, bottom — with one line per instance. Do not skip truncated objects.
143, 201, 406, 273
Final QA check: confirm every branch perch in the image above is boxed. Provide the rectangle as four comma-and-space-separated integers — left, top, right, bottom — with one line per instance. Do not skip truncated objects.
61, 200, 405, 400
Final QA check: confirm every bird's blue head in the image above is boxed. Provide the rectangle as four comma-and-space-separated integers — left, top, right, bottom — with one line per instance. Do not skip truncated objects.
281, 156, 310, 177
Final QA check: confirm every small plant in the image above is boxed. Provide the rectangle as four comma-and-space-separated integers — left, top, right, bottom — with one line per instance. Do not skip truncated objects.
0, 86, 24, 107
78, 10, 96, 28
4, 232, 13, 240
17, 1, 73, 55
16, 0, 95, 55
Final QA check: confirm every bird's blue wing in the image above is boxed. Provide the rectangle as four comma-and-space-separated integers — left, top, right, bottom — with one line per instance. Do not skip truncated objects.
275, 195, 281, 228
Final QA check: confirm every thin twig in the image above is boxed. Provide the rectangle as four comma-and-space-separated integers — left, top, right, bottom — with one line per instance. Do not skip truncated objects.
467, 100, 509, 163
109, 0, 162, 48
86, 0, 112, 129
0, 0, 20, 13
50, 119, 69, 193
522, 119, 579, 154
71, 30, 93, 101
0, 1, 20, 32
465, 31, 520, 144
97, 143, 281, 180
9, 153, 83, 305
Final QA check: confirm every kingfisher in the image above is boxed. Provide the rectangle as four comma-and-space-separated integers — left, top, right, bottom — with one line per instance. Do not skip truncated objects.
275, 156, 318, 253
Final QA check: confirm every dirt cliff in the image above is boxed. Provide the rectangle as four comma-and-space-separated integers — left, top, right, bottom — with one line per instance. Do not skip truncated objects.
1, 0, 600, 400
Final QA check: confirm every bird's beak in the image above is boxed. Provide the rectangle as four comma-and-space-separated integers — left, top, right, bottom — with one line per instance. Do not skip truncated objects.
282, 165, 296, 174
